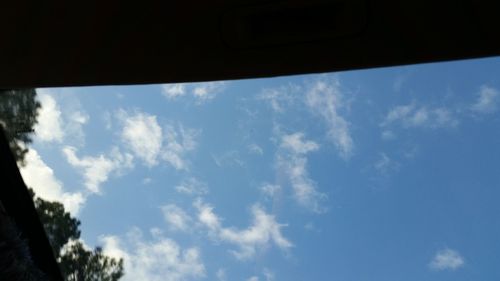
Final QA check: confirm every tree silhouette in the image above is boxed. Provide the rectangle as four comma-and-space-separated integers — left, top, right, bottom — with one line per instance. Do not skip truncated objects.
30, 190, 124, 281
0, 89, 40, 166
0, 89, 124, 280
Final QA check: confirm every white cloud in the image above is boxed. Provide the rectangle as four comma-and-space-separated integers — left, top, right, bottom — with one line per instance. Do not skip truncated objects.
62, 146, 133, 194
278, 155, 327, 213
429, 248, 464, 271
471, 85, 499, 114
382, 103, 458, 129
278, 132, 327, 213
162, 82, 226, 102
34, 90, 89, 145
35, 93, 64, 142
175, 178, 208, 196
383, 103, 415, 125
20, 148, 85, 215
162, 84, 187, 99
260, 183, 282, 200
117, 110, 198, 170
194, 200, 292, 260
247, 276, 259, 281
119, 111, 163, 167
280, 132, 319, 154
247, 143, 264, 155
66, 110, 89, 144
257, 86, 298, 113
194, 199, 221, 232
161, 204, 193, 232
305, 78, 354, 158
101, 229, 205, 281
162, 124, 199, 170
192, 82, 225, 101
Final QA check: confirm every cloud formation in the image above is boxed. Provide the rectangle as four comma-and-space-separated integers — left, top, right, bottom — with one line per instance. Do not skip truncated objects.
63, 146, 133, 194
161, 204, 193, 232
277, 132, 327, 213
101, 228, 205, 281
35, 93, 64, 142
175, 178, 209, 196
381, 103, 458, 129
119, 111, 163, 167
162, 81, 226, 102
280, 132, 319, 154
20, 148, 85, 215
161, 124, 199, 170
34, 90, 89, 145
194, 200, 292, 260
260, 183, 282, 200
257, 85, 299, 113
471, 85, 499, 114
117, 110, 198, 170
305, 78, 353, 158
429, 248, 465, 271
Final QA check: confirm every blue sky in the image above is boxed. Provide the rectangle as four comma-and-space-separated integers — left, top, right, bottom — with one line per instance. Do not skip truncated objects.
19, 57, 500, 281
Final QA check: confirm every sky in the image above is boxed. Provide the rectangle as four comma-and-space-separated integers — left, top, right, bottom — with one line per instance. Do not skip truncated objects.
18, 57, 500, 281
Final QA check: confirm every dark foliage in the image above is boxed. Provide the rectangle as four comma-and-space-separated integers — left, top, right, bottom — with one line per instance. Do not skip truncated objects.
0, 89, 40, 166
31, 190, 124, 281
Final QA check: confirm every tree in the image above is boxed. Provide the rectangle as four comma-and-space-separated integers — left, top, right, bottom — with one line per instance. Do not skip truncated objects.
30, 190, 124, 281
59, 242, 124, 281
0, 89, 41, 166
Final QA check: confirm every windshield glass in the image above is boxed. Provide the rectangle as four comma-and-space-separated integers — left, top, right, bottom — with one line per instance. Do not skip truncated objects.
4, 57, 500, 281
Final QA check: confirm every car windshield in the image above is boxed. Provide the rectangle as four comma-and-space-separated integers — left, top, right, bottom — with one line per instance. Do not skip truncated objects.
3, 57, 500, 281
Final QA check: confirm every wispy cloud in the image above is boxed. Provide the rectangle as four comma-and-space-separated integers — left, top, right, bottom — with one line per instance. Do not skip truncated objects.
471, 85, 499, 114
429, 248, 465, 271
20, 148, 85, 215
280, 132, 319, 154
161, 124, 199, 170
277, 132, 327, 213
257, 76, 353, 158
101, 228, 205, 281
194, 200, 292, 260
381, 102, 458, 130
162, 84, 186, 99
35, 93, 64, 142
260, 183, 282, 200
257, 85, 299, 113
62, 146, 133, 194
117, 110, 199, 170
247, 270, 275, 281
175, 178, 209, 196
305, 77, 353, 158
118, 110, 163, 167
34, 90, 89, 145
161, 204, 193, 232
162, 81, 226, 103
